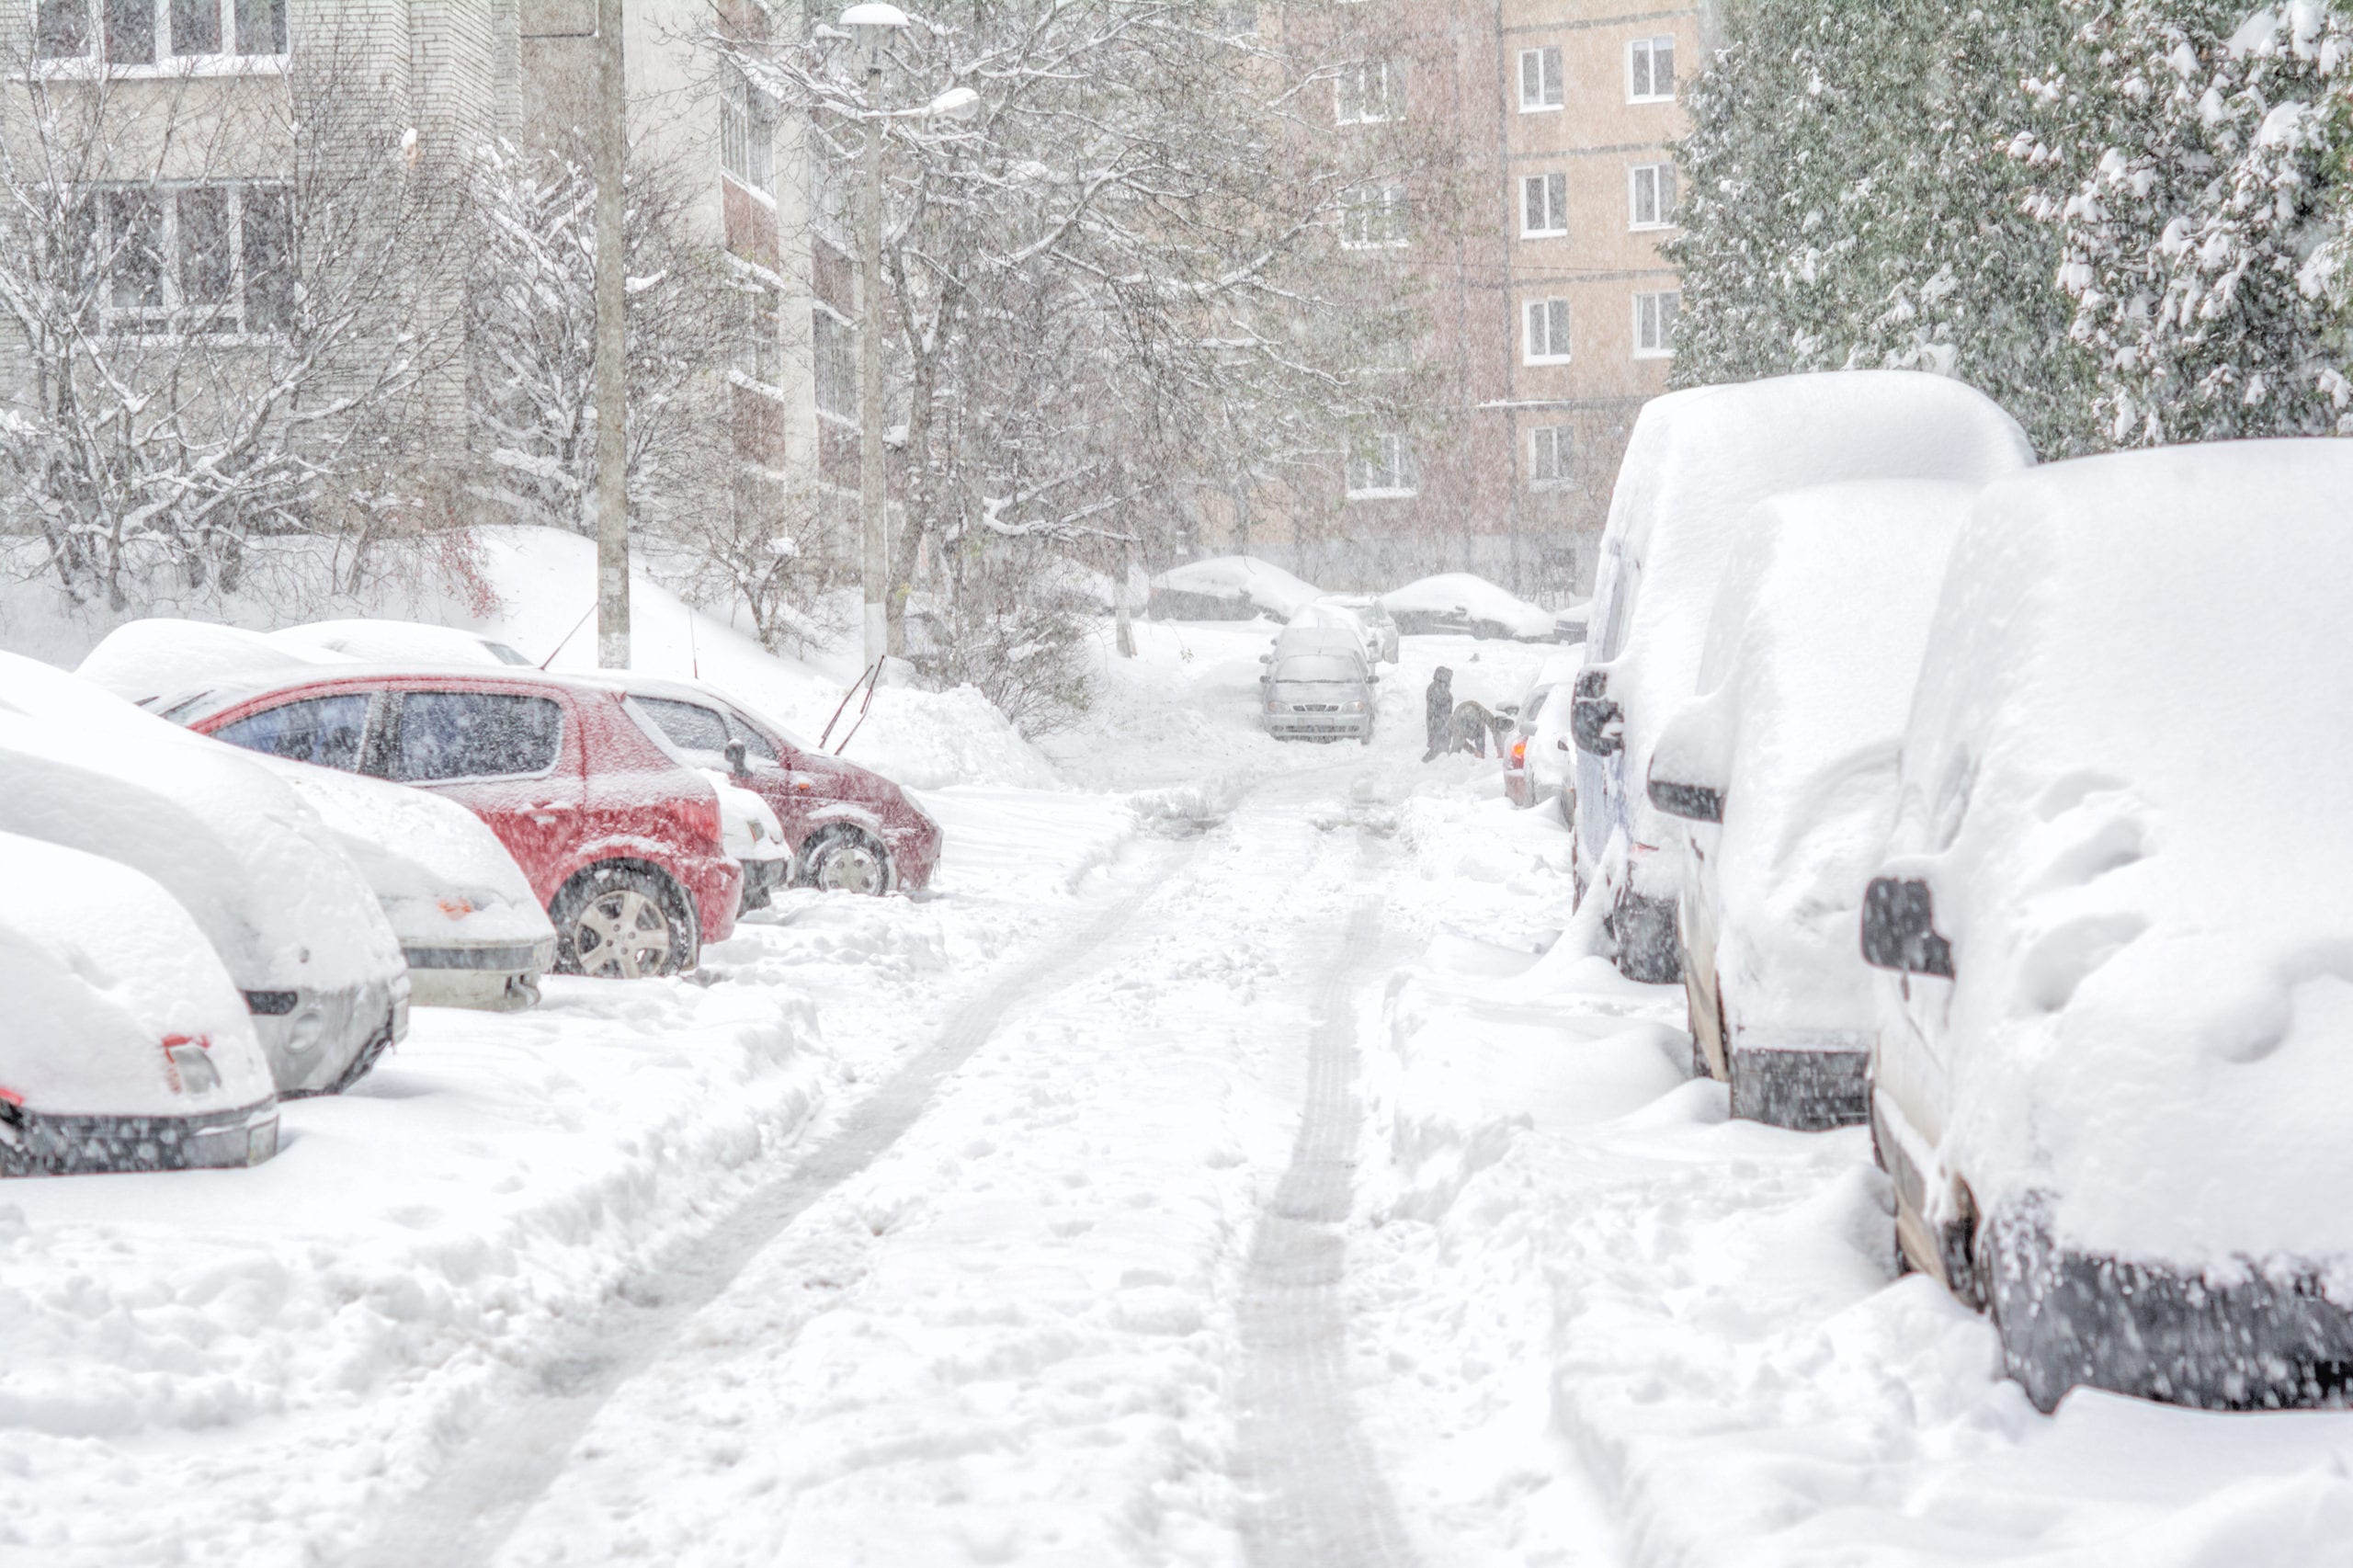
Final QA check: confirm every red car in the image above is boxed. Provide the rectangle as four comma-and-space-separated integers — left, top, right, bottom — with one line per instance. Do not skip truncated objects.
614, 676, 941, 903
161, 669, 740, 979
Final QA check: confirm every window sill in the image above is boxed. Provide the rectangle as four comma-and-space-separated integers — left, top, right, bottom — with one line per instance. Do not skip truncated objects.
1632, 347, 1676, 360
1627, 93, 1677, 105
1518, 102, 1564, 114
726, 369, 791, 404
1522, 355, 1574, 368
37, 53, 288, 81
1519, 227, 1568, 241
1628, 221, 1678, 233
1345, 488, 1418, 501
722, 172, 779, 210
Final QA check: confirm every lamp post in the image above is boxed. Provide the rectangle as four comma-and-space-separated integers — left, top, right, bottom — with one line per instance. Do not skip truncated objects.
842, 4, 906, 668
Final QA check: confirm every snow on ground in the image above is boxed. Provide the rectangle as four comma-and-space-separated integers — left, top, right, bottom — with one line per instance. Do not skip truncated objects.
6, 580, 2353, 1566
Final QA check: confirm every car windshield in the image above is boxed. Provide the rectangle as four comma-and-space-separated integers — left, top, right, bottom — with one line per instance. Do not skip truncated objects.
1276, 657, 1361, 683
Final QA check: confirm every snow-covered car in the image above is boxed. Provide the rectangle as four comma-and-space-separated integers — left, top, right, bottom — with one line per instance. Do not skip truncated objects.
702, 768, 793, 911
1145, 556, 1323, 622
76, 617, 327, 705
248, 756, 557, 1010
271, 619, 534, 667
1503, 650, 1582, 810
614, 675, 944, 899
0, 832, 280, 1176
0, 654, 410, 1096
1313, 596, 1401, 663
1261, 646, 1376, 744
1643, 480, 1972, 1130
1569, 371, 2033, 983
1861, 440, 2353, 1412
1380, 574, 1557, 641
1281, 600, 1387, 668
1553, 600, 1592, 646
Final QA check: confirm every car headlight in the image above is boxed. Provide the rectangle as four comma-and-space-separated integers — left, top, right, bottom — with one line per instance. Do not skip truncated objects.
1267, 701, 1286, 713
1344, 699, 1365, 712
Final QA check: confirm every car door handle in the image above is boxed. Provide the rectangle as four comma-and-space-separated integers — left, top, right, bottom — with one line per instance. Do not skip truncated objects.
528, 801, 575, 824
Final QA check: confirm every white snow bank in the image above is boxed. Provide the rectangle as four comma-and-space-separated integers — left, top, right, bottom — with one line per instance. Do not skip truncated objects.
1882, 438, 2353, 1267
1381, 573, 1557, 640
0, 831, 275, 1119
1148, 554, 1323, 619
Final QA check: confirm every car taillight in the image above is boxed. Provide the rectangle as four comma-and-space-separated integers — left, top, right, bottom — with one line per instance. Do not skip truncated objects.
679, 790, 723, 847
1510, 738, 1527, 767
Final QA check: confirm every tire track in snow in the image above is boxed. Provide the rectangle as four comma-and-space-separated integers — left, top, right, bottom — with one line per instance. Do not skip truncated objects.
348, 835, 1197, 1568
1235, 891, 1421, 1568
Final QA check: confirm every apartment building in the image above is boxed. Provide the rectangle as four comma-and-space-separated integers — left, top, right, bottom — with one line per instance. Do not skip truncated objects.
1492, 0, 1711, 589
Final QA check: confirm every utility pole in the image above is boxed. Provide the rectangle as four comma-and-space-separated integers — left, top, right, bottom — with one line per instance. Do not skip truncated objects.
592, 0, 630, 668
1114, 538, 1136, 657
857, 44, 889, 668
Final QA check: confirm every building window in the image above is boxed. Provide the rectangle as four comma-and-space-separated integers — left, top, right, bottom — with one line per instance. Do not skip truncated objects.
1518, 46, 1563, 111
1629, 163, 1677, 230
100, 180, 291, 336
1633, 290, 1680, 358
1347, 432, 1416, 498
1520, 172, 1566, 238
1628, 36, 1676, 102
1334, 58, 1396, 124
1529, 426, 1573, 490
813, 309, 858, 421
729, 283, 781, 387
1340, 183, 1409, 249
722, 72, 777, 194
38, 0, 284, 63
1523, 297, 1571, 364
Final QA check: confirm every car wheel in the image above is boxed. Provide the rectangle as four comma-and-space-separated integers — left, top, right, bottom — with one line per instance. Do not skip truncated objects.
799, 825, 893, 896
550, 863, 699, 979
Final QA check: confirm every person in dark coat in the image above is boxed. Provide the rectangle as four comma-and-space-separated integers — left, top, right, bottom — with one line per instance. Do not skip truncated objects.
1423, 666, 1454, 761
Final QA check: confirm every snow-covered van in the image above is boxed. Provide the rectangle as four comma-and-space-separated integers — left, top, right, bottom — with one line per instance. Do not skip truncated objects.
1644, 480, 1972, 1129
1862, 440, 2353, 1411
0, 654, 408, 1097
1570, 371, 2032, 983
0, 832, 279, 1176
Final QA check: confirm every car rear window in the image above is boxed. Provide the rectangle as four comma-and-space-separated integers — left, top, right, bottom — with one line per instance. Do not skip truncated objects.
212, 694, 369, 771
392, 692, 562, 781
637, 697, 732, 756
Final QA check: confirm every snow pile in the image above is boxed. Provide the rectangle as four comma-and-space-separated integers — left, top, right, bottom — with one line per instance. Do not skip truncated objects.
1146, 554, 1323, 620
0, 832, 275, 1119
1381, 572, 1557, 640
1882, 439, 2353, 1267
1655, 479, 1971, 1034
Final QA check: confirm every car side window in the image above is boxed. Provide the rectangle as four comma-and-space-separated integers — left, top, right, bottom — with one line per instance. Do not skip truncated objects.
637, 698, 733, 756
212, 694, 369, 771
722, 710, 779, 763
392, 692, 562, 782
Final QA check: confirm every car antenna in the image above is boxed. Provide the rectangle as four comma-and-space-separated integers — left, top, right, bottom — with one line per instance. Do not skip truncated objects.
541, 603, 596, 671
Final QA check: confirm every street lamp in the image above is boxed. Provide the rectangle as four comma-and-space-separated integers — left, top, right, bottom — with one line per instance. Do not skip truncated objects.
843, 3, 907, 667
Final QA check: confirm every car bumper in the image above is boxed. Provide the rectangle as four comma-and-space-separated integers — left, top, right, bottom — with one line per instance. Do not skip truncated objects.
1267, 714, 1371, 741
1984, 1198, 2353, 1412
0, 1098, 279, 1177
886, 821, 942, 893
1505, 769, 1532, 807
403, 936, 556, 1010
737, 857, 792, 912
247, 974, 408, 1097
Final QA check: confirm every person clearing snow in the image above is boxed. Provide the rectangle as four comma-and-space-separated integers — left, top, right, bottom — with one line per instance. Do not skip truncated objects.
1422, 666, 1454, 761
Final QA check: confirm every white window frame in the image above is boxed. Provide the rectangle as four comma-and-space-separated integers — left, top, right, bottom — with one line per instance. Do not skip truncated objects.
1633, 290, 1680, 358
1339, 183, 1409, 250
1522, 297, 1572, 365
721, 71, 778, 199
812, 304, 858, 424
1334, 57, 1396, 125
1519, 171, 1567, 238
1629, 163, 1677, 231
1346, 432, 1417, 499
1529, 425, 1573, 491
97, 178, 293, 341
1517, 45, 1563, 112
34, 0, 288, 73
1627, 35, 1676, 103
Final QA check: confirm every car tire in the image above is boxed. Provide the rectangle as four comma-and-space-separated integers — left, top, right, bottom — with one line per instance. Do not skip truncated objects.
550, 863, 699, 979
798, 824, 894, 896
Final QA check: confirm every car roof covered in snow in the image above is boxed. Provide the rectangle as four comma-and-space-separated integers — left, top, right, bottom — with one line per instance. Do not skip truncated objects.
77, 618, 335, 707
1150, 556, 1323, 619
271, 619, 532, 668
1380, 574, 1555, 638
1884, 437, 2353, 1267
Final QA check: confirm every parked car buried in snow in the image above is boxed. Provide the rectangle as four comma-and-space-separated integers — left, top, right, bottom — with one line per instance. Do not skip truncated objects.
1645, 480, 1972, 1130
1261, 647, 1377, 744
1380, 574, 1558, 642
0, 654, 410, 1096
1318, 596, 1401, 664
0, 832, 280, 1176
1504, 650, 1583, 811
614, 676, 943, 899
1862, 440, 2353, 1413
160, 666, 742, 979
1145, 556, 1323, 622
1571, 370, 2034, 984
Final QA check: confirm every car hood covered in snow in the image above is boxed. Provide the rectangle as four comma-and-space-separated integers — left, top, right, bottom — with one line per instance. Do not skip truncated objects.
0, 831, 277, 1119
1657, 480, 1971, 1033
0, 653, 404, 995
1881, 439, 2353, 1270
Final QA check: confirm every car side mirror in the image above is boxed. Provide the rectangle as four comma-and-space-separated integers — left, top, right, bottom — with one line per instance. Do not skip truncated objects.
1861, 878, 1954, 978
1258, 675, 1271, 687
1648, 775, 1723, 823
1259, 653, 1273, 664
1570, 667, 1623, 756
723, 740, 751, 778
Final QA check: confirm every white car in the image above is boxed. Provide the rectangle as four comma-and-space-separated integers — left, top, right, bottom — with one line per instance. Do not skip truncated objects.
75, 617, 323, 706
1503, 650, 1582, 810
248, 756, 558, 1010
1569, 371, 2034, 983
0, 654, 409, 1096
1643, 480, 1973, 1129
1299, 597, 1399, 664
1862, 440, 2353, 1412
1380, 573, 1557, 641
1146, 555, 1323, 622
0, 831, 279, 1176
702, 768, 793, 911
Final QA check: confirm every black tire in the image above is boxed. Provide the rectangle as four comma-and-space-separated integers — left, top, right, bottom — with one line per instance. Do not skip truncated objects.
797, 824, 894, 896
549, 863, 699, 979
